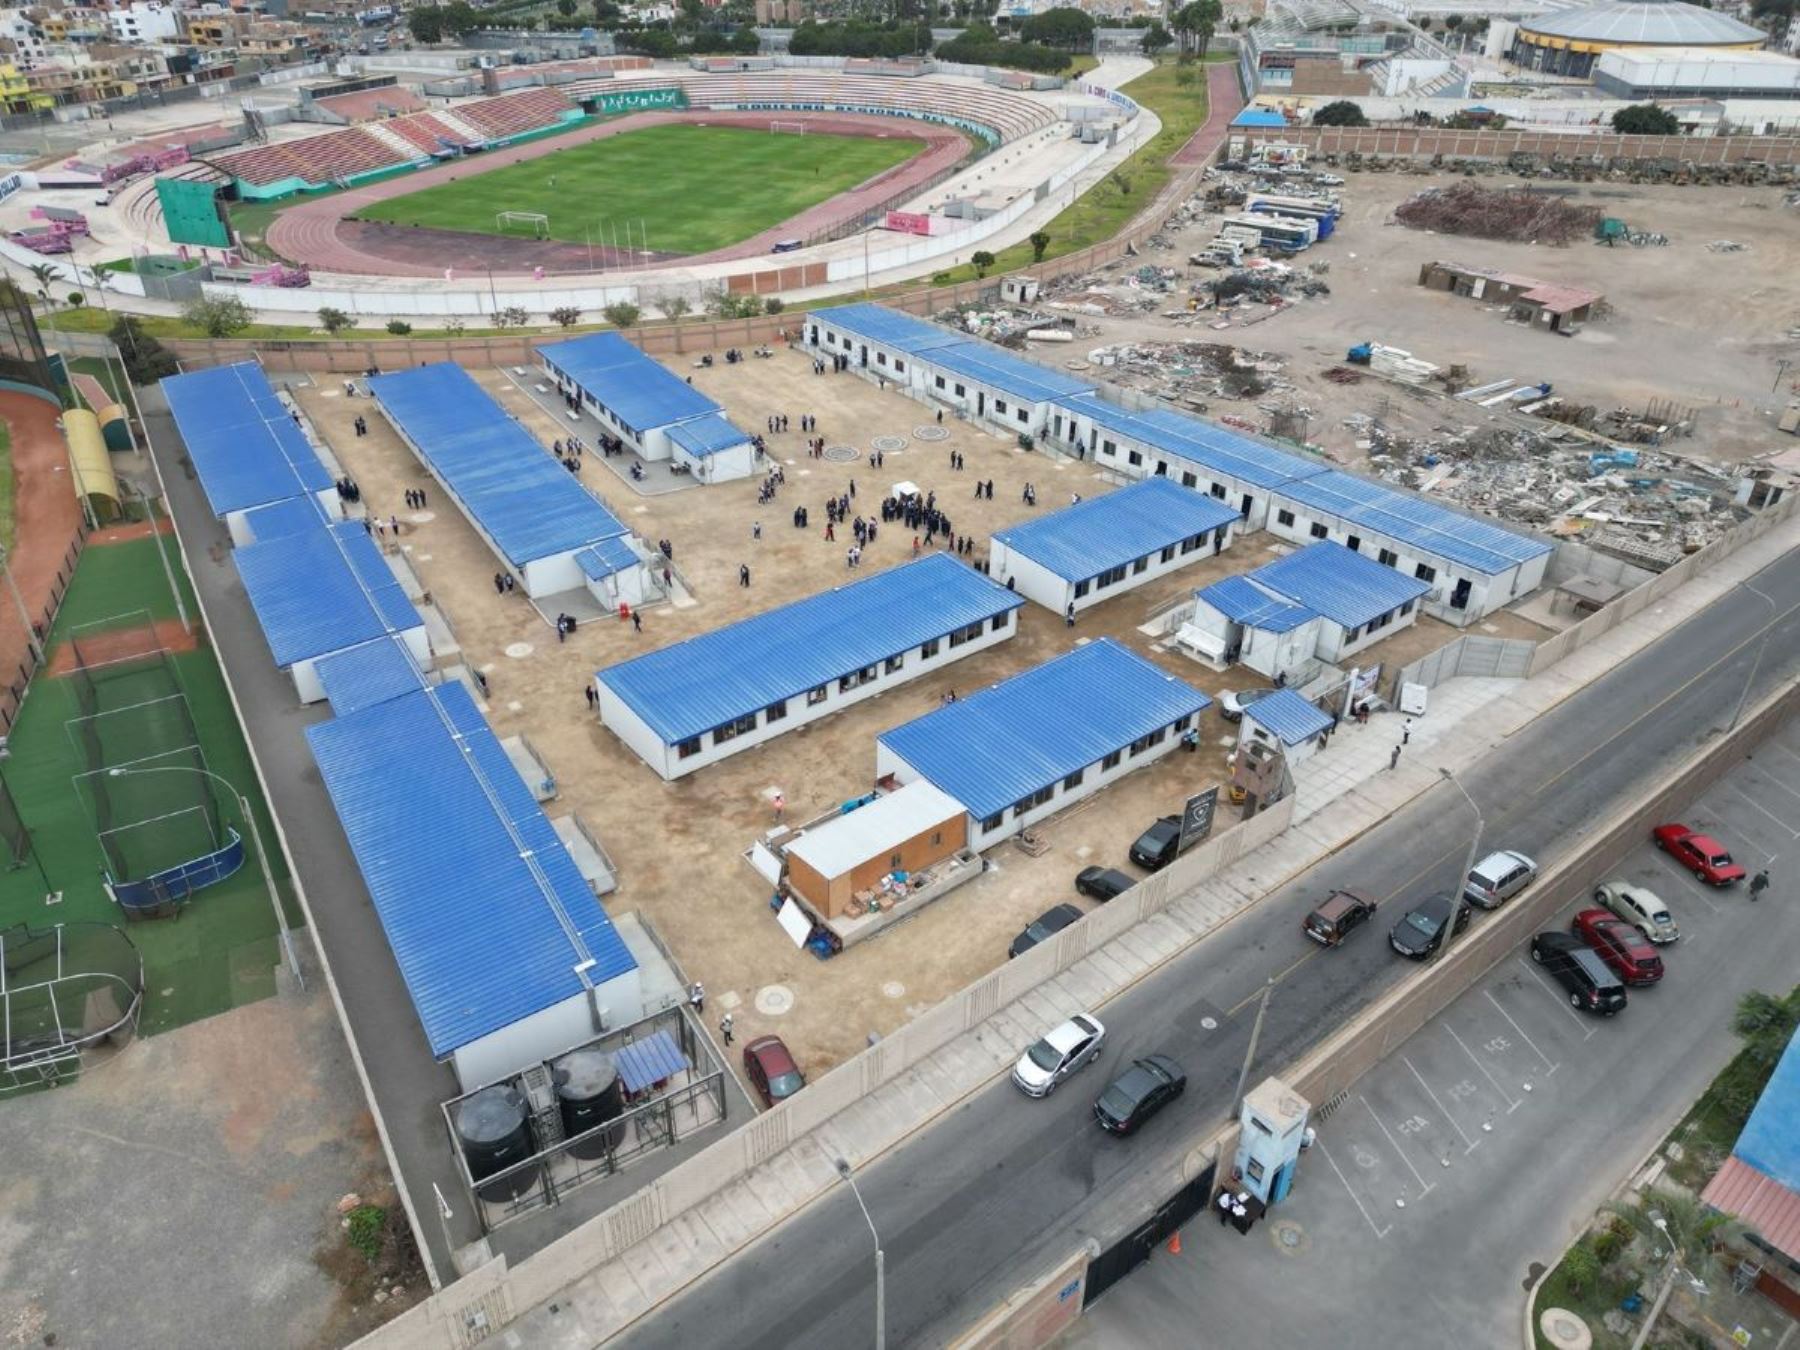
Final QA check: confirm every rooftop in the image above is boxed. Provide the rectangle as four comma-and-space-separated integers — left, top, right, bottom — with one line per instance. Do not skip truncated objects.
785, 779, 967, 878
537, 332, 730, 435
1195, 573, 1318, 634
1518, 0, 1764, 45
1244, 687, 1334, 745
234, 521, 420, 669
929, 339, 1098, 406
1702, 1029, 1800, 1262
1240, 540, 1434, 629
161, 362, 334, 518
992, 477, 1240, 583
313, 635, 428, 716
1061, 392, 1330, 492
809, 302, 969, 356
1277, 470, 1552, 575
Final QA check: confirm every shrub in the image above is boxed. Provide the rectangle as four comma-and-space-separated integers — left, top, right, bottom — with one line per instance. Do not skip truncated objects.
346, 1204, 386, 1263
317, 306, 352, 335
386, 319, 412, 336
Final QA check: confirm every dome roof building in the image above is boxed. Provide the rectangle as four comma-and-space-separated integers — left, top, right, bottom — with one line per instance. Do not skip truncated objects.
1509, 0, 1766, 77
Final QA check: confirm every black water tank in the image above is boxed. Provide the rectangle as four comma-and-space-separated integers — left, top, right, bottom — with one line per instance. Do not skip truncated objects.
457, 1085, 538, 1202
554, 1048, 626, 1159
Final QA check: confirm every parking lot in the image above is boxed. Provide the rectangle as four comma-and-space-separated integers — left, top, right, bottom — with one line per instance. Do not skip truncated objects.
1074, 714, 1800, 1350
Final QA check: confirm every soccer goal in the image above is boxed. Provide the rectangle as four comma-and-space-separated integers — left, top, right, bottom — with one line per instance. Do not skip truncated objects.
497, 210, 550, 239
769, 120, 807, 136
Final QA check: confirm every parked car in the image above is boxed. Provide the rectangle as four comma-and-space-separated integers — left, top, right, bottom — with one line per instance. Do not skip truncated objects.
1303, 889, 1377, 947
1315, 172, 1346, 186
1012, 1012, 1106, 1097
1593, 878, 1678, 944
1219, 687, 1276, 723
1530, 931, 1628, 1015
1571, 908, 1664, 986
1653, 823, 1746, 886
1129, 816, 1182, 871
1463, 850, 1539, 910
1388, 892, 1471, 960
742, 1036, 806, 1107
1075, 866, 1135, 902
1093, 1054, 1187, 1136
1009, 902, 1085, 959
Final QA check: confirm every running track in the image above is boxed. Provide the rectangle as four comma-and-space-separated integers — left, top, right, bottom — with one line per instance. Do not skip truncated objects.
0, 391, 85, 712
1172, 61, 1246, 166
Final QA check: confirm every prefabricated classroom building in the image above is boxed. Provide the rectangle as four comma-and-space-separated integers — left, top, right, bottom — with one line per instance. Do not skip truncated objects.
537, 332, 759, 482
595, 553, 1024, 781
876, 638, 1211, 850
989, 477, 1240, 617
368, 362, 654, 603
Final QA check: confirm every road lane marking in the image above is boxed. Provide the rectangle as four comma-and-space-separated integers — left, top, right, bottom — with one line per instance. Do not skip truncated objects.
1484, 989, 1559, 1073
1318, 1139, 1390, 1239
1362, 1096, 1433, 1197
1444, 1021, 1521, 1115
1402, 1054, 1477, 1154
1226, 949, 1320, 1016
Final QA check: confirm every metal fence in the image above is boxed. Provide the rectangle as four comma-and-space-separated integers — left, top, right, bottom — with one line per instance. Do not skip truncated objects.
0, 524, 88, 743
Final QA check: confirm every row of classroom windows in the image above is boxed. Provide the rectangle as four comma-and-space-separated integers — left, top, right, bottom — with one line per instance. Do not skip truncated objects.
673, 613, 1011, 759
972, 712, 1195, 834
813, 333, 1042, 428
1271, 507, 1438, 584
1071, 529, 1221, 598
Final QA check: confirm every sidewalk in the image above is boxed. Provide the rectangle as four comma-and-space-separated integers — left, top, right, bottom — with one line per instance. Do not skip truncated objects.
472, 530, 1800, 1347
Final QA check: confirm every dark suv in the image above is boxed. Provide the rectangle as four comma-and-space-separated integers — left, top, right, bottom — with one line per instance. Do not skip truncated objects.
1531, 932, 1627, 1015
1129, 816, 1182, 871
1009, 903, 1084, 959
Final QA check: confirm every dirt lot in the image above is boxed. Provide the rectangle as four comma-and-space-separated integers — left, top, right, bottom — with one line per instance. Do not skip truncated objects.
294, 352, 1495, 1083
1058, 173, 1800, 470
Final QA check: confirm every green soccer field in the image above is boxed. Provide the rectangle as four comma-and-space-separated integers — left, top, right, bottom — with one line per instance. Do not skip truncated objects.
354, 123, 926, 255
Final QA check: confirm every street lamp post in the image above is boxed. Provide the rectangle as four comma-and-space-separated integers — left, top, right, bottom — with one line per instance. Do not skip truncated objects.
1436, 767, 1484, 967
1727, 583, 1779, 734
109, 764, 302, 988
835, 1158, 885, 1350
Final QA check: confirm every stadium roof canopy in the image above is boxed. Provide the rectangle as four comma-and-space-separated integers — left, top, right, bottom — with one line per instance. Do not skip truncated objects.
162, 362, 334, 517
1520, 0, 1763, 45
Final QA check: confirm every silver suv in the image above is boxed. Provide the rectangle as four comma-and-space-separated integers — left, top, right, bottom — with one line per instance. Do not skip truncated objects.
1463, 850, 1538, 910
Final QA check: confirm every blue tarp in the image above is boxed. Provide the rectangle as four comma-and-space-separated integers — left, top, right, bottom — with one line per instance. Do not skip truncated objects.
1278, 470, 1551, 576
161, 363, 334, 517
538, 332, 723, 434
368, 363, 630, 569
314, 635, 426, 715
597, 553, 1023, 746
306, 681, 636, 1059
1245, 688, 1333, 745
809, 303, 967, 355
235, 521, 420, 669
993, 478, 1239, 583
878, 639, 1210, 824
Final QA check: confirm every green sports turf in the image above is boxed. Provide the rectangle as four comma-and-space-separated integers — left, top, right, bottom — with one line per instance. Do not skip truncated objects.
356, 123, 924, 255
0, 534, 298, 1036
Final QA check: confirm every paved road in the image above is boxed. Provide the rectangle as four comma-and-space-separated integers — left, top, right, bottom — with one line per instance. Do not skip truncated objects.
617, 545, 1800, 1350
1073, 716, 1800, 1349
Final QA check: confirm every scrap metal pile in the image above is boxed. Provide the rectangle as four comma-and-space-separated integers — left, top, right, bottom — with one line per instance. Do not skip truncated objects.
1394, 183, 1602, 246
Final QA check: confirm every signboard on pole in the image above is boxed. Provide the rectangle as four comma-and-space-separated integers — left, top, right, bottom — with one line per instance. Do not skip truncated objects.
1177, 787, 1219, 855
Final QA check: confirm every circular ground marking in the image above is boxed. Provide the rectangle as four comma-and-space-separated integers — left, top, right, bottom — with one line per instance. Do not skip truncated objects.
504, 642, 534, 659
881, 981, 906, 1000
409, 510, 435, 525
1538, 1309, 1592, 1350
914, 425, 949, 441
824, 444, 860, 462
871, 434, 907, 453
1270, 1220, 1311, 1257
755, 985, 795, 1016
1200, 1016, 1218, 1031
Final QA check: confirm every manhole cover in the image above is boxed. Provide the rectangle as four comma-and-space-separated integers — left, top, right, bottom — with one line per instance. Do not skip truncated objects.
1270, 1220, 1310, 1256
871, 435, 907, 453
1539, 1309, 1592, 1350
824, 444, 859, 462
504, 642, 534, 659
755, 985, 795, 1016
914, 425, 949, 441
881, 981, 906, 1000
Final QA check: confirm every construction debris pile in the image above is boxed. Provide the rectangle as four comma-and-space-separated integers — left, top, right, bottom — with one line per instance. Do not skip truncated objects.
1394, 183, 1602, 245
1328, 153, 1795, 188
1081, 341, 1289, 406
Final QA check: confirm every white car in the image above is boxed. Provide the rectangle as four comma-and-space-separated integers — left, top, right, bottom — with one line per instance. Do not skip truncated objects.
1012, 1013, 1107, 1098
1594, 878, 1679, 944
1219, 687, 1276, 723
1315, 173, 1346, 187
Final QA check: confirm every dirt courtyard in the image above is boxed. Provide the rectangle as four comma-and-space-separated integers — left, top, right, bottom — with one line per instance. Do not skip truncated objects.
293, 346, 1523, 1084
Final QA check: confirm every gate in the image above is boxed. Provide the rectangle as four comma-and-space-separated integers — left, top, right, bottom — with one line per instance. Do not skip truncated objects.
1082, 1162, 1216, 1307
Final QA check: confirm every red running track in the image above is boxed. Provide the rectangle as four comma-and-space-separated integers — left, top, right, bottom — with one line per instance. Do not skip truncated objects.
1171, 62, 1247, 166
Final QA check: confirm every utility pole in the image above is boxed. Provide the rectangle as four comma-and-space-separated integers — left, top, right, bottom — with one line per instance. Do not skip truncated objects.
1727, 583, 1779, 734
1436, 768, 1483, 968
1233, 977, 1275, 1114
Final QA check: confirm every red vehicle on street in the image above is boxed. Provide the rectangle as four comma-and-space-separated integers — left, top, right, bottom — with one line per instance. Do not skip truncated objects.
1652, 823, 1747, 886
1571, 908, 1664, 986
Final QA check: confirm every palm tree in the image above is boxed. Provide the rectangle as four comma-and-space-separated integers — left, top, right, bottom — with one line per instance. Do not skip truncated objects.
26, 262, 59, 335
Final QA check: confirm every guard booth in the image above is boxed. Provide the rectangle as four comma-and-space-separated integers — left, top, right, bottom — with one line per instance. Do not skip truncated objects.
1232, 1076, 1311, 1208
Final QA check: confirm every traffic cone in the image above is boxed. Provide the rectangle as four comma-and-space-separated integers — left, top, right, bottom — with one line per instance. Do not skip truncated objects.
1167, 1230, 1182, 1255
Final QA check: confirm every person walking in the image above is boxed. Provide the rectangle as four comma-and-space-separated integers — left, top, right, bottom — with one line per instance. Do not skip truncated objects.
1402, 717, 1413, 745
688, 982, 705, 1016
632, 610, 642, 633
585, 684, 597, 711
719, 1014, 734, 1047
739, 563, 751, 587
1389, 743, 1402, 771
1065, 601, 1076, 628
772, 792, 785, 823
1750, 868, 1770, 902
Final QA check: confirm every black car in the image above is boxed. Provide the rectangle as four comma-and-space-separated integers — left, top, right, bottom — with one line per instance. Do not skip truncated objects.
1075, 867, 1135, 902
1530, 931, 1628, 1016
1388, 892, 1472, 960
1129, 816, 1182, 871
1094, 1054, 1187, 1136
1009, 903, 1085, 959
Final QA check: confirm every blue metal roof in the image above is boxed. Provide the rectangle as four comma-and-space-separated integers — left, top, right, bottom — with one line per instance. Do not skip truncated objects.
666, 411, 752, 458
597, 553, 1023, 746
161, 362, 334, 517
1736, 1030, 1800, 1192
314, 635, 426, 715
367, 363, 630, 569
877, 638, 1210, 823
931, 340, 1097, 406
1062, 393, 1328, 492
239, 494, 330, 544
1245, 688, 1333, 745
1195, 574, 1316, 634
992, 478, 1239, 583
235, 521, 420, 668
810, 303, 966, 355
576, 535, 643, 582
307, 681, 636, 1059
1252, 541, 1433, 630
537, 333, 722, 434
1278, 470, 1551, 576
613, 1029, 690, 1094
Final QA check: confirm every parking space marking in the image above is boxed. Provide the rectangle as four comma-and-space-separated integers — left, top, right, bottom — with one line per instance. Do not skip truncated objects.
1517, 959, 1599, 1039
1772, 742, 1800, 776
1743, 766, 1800, 810
1317, 1139, 1391, 1240
1484, 990, 1558, 1074
1648, 854, 1723, 915
1362, 1097, 1434, 1198
1443, 1022, 1523, 1112
1402, 1055, 1478, 1154
1721, 780, 1800, 838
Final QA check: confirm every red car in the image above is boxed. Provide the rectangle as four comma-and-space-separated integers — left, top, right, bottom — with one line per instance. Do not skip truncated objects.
743, 1035, 806, 1108
1571, 908, 1664, 986
1652, 823, 1747, 886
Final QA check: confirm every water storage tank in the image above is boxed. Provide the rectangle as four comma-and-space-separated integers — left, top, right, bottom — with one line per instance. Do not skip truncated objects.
554, 1048, 627, 1158
457, 1085, 538, 1202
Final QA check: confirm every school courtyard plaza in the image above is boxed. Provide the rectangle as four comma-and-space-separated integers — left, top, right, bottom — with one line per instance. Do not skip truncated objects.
292, 340, 1549, 1080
